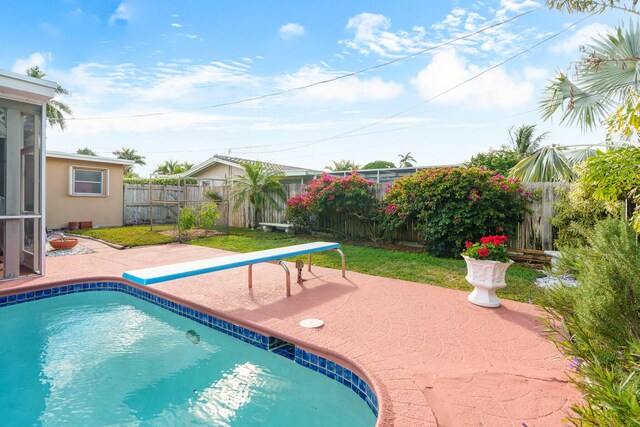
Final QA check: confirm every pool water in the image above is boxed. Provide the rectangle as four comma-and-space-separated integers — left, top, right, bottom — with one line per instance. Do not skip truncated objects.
0, 292, 376, 426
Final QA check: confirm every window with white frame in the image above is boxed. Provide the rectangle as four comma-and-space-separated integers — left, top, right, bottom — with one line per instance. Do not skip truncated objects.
69, 166, 109, 196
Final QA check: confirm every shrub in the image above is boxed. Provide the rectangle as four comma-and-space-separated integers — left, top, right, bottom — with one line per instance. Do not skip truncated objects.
550, 168, 622, 248
541, 219, 640, 425
463, 149, 521, 176
382, 167, 533, 257
197, 202, 220, 229
179, 206, 196, 230
286, 172, 378, 233
124, 177, 198, 185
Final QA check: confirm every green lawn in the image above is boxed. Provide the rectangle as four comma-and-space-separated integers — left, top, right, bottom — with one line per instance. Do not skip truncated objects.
70, 225, 543, 303
190, 228, 543, 304
71, 225, 175, 247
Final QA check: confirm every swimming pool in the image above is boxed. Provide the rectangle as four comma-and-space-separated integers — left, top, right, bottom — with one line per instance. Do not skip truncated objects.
0, 284, 377, 426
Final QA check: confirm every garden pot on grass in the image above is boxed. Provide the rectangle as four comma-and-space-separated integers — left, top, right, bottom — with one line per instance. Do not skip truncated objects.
462, 255, 513, 308
50, 238, 78, 250
79, 221, 93, 229
68, 221, 79, 230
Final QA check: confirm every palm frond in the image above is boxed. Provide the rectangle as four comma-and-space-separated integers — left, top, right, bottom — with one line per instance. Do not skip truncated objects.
563, 147, 598, 165
509, 146, 576, 182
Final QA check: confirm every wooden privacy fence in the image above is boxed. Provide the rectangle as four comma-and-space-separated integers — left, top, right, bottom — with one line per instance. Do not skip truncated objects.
123, 184, 229, 227
124, 182, 567, 250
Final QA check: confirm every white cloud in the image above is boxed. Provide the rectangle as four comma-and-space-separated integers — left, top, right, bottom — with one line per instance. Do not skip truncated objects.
276, 65, 403, 104
411, 50, 536, 110
12, 52, 52, 73
171, 23, 182, 28
341, 4, 539, 59
109, 2, 130, 26
550, 23, 612, 54
341, 13, 428, 57
279, 23, 305, 40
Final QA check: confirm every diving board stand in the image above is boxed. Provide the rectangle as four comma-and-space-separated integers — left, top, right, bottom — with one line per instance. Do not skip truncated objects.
122, 242, 346, 297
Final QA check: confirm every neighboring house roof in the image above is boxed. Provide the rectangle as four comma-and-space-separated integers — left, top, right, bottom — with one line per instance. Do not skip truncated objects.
46, 151, 135, 166
183, 154, 321, 177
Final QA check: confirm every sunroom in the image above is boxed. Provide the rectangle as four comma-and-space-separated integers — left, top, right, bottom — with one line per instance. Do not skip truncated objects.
0, 69, 56, 280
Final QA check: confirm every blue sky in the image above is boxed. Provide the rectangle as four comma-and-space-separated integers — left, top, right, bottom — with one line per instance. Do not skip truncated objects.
1, 0, 629, 174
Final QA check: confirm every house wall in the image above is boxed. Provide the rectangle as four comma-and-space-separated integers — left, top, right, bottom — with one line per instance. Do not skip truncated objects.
192, 163, 244, 181
46, 157, 126, 229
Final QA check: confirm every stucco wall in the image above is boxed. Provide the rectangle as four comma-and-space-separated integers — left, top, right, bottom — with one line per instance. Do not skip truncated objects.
46, 157, 126, 229
192, 163, 244, 181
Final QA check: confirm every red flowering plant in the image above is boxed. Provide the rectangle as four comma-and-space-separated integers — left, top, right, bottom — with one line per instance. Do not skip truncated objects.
286, 171, 378, 233
381, 167, 537, 257
462, 235, 510, 262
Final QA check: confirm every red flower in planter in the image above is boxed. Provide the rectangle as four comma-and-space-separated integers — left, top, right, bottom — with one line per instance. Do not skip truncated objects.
477, 247, 490, 257
464, 241, 474, 249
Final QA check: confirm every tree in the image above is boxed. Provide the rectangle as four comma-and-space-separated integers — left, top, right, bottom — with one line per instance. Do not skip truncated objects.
228, 162, 286, 229
511, 23, 640, 182
464, 149, 520, 175
113, 147, 146, 174
362, 160, 395, 169
325, 160, 360, 171
508, 124, 548, 157
398, 152, 416, 167
154, 160, 193, 175
546, 0, 640, 14
76, 148, 97, 156
25, 66, 73, 130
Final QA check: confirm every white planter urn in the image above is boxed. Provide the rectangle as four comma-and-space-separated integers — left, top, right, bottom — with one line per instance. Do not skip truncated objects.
462, 255, 514, 308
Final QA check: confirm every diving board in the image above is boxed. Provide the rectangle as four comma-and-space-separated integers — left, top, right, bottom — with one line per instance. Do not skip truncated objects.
122, 242, 345, 297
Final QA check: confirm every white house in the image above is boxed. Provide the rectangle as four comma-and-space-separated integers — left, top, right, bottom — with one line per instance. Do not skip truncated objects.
182, 155, 321, 186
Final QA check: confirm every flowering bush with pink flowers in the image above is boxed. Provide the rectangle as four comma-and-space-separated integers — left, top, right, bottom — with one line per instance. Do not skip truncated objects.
381, 167, 536, 257
286, 171, 378, 232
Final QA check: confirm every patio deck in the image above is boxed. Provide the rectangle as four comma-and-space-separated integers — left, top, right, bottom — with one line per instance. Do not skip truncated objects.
4, 243, 578, 426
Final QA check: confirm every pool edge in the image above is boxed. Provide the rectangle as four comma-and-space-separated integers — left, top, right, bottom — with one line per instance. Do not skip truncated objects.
0, 276, 387, 425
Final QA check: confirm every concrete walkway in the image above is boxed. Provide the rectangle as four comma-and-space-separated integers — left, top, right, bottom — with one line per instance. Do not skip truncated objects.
5, 244, 578, 426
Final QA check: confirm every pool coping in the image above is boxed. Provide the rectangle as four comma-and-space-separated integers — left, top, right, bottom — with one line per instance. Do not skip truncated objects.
0, 276, 385, 424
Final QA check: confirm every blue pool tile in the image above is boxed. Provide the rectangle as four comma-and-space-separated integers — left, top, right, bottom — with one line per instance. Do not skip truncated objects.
0, 280, 378, 418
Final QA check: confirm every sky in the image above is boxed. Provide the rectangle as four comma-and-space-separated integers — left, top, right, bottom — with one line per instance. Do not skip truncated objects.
0, 0, 631, 175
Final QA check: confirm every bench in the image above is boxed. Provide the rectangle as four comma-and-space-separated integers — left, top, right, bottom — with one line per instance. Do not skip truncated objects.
258, 222, 294, 234
122, 242, 345, 297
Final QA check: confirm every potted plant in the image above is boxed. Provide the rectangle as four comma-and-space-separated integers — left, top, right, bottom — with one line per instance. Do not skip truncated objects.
461, 235, 513, 308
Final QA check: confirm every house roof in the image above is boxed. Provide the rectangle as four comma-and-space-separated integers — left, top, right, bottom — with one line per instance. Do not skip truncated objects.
0, 69, 57, 104
46, 151, 135, 166
183, 155, 321, 177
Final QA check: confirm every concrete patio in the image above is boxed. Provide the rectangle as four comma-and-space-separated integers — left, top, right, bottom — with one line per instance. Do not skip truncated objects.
4, 243, 578, 426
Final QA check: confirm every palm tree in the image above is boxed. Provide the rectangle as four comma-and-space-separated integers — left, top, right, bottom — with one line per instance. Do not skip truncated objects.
76, 147, 97, 156
511, 22, 640, 182
325, 160, 360, 171
113, 147, 146, 174
228, 162, 286, 229
508, 125, 548, 157
398, 152, 416, 167
155, 160, 181, 175
25, 66, 73, 130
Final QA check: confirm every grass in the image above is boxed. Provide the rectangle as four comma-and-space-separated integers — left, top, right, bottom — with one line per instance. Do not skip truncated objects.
70, 225, 543, 303
72, 225, 175, 247
190, 228, 543, 304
